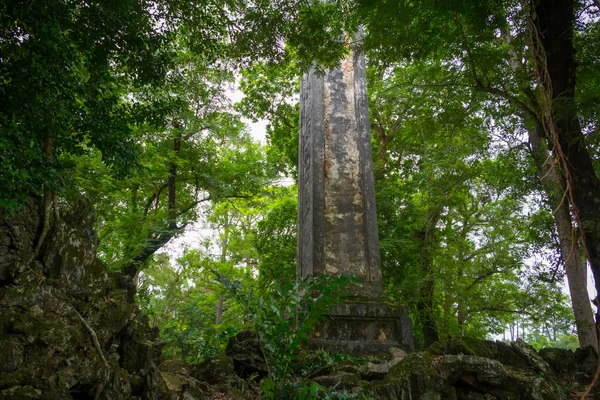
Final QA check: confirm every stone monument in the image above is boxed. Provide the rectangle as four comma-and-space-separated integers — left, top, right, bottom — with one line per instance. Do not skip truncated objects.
297, 33, 414, 354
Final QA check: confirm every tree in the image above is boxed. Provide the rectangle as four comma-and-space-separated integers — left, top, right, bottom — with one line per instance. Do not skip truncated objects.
349, 0, 600, 349
207, 199, 262, 325
237, 58, 301, 177
253, 186, 298, 291
0, 0, 177, 214
366, 57, 575, 347
530, 0, 600, 337
137, 250, 248, 362
70, 40, 277, 302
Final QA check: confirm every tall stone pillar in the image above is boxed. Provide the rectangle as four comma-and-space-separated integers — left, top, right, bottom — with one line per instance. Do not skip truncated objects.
298, 34, 414, 354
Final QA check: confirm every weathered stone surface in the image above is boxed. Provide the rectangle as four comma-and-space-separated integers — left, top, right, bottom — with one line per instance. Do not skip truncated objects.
190, 338, 582, 399
297, 30, 413, 354
192, 354, 236, 385
160, 360, 208, 400
41, 198, 108, 296
312, 371, 361, 390
0, 341, 23, 372
0, 199, 172, 400
367, 351, 568, 400
191, 349, 258, 399
539, 345, 600, 390
0, 201, 40, 286
360, 347, 407, 380
310, 300, 414, 354
429, 337, 550, 374
0, 385, 44, 399
298, 34, 381, 296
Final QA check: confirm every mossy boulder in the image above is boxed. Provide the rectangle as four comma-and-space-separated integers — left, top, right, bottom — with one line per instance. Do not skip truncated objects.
0, 199, 173, 400
539, 345, 600, 392
40, 198, 108, 297
366, 348, 568, 400
429, 337, 550, 373
192, 354, 236, 384
160, 360, 207, 400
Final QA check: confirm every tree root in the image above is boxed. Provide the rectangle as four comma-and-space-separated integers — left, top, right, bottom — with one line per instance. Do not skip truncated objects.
72, 307, 111, 400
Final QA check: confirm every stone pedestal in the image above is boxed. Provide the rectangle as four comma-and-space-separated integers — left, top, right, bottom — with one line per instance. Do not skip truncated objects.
310, 299, 415, 354
297, 31, 414, 354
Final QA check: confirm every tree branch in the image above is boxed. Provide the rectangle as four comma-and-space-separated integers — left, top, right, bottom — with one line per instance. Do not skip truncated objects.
144, 183, 168, 217
465, 268, 502, 291
455, 13, 541, 126
469, 307, 534, 317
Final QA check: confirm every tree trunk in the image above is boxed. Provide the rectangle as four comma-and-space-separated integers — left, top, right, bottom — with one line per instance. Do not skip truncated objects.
417, 276, 439, 347
125, 132, 183, 303
215, 292, 224, 326
532, 0, 600, 336
29, 133, 54, 264
168, 134, 182, 230
416, 211, 441, 347
215, 211, 230, 326
528, 124, 598, 350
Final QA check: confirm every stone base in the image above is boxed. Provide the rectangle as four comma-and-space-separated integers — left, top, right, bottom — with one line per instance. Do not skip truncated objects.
309, 298, 415, 355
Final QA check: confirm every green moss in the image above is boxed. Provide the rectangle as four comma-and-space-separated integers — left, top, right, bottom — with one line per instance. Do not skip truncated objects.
384, 352, 438, 382
161, 372, 186, 392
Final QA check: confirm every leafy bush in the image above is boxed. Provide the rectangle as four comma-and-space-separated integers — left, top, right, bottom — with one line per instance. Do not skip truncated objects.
214, 271, 368, 399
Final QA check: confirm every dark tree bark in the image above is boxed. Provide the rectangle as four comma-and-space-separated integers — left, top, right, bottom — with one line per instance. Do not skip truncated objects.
30, 133, 54, 264
168, 133, 182, 230
532, 0, 600, 334
215, 213, 230, 326
416, 210, 441, 348
529, 123, 598, 350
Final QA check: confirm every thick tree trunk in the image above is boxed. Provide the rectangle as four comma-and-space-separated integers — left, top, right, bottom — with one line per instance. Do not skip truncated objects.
533, 0, 600, 334
529, 124, 598, 350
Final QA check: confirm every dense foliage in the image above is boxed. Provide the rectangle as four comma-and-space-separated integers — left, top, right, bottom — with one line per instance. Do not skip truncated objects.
3, 1, 600, 388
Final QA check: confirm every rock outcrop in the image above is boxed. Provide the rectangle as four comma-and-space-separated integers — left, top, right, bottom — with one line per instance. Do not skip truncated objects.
0, 199, 174, 400
365, 338, 585, 400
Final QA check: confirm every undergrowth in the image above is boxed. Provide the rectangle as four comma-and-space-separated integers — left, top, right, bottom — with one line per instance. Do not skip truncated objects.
214, 272, 371, 399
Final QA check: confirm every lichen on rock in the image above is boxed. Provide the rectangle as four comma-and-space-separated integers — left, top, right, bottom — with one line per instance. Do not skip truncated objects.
0, 199, 173, 400
366, 339, 570, 400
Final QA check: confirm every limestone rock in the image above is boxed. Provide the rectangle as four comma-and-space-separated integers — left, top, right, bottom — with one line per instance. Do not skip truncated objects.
367, 338, 568, 400
539, 345, 599, 390
368, 345, 568, 400
312, 372, 360, 390
189, 354, 257, 400
41, 198, 108, 297
361, 347, 407, 380
0, 199, 171, 400
160, 360, 208, 400
538, 347, 575, 374
429, 337, 550, 373
573, 345, 600, 385
192, 354, 235, 385
0, 201, 40, 285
